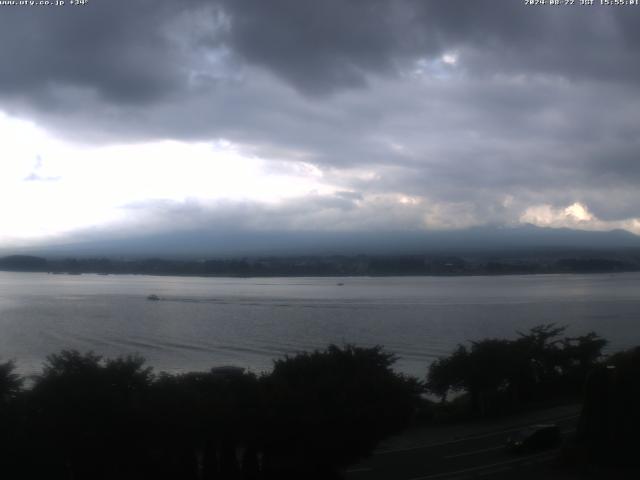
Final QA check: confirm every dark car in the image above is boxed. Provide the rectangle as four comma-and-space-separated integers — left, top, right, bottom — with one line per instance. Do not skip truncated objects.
506, 424, 561, 453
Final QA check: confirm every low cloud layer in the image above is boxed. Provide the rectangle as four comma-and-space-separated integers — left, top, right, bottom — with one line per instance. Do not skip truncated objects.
1, 1, 640, 246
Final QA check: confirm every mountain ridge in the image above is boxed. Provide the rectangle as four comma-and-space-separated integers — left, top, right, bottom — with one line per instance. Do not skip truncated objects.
3, 224, 640, 259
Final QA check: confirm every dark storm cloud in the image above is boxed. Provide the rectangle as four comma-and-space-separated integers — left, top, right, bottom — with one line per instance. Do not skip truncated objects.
412, 2, 640, 91
215, 0, 420, 94
2, 0, 640, 233
0, 0, 224, 104
6, 0, 636, 107
217, 0, 640, 91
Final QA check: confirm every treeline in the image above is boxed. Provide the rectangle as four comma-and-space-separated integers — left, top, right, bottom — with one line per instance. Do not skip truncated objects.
0, 345, 420, 480
426, 325, 607, 417
426, 326, 640, 467
577, 346, 640, 466
1, 328, 638, 477
1, 253, 640, 276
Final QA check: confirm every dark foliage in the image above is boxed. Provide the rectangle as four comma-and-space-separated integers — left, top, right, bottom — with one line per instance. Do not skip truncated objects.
0, 360, 22, 402
0, 346, 419, 479
23, 351, 153, 479
261, 345, 421, 478
426, 325, 608, 416
577, 346, 640, 466
0, 360, 23, 474
2, 253, 640, 277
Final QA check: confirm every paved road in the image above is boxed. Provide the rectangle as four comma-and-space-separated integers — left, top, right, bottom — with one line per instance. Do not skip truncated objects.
345, 413, 578, 480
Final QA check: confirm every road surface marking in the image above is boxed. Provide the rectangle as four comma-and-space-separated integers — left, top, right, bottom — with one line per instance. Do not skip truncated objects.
444, 445, 503, 459
376, 414, 578, 455
406, 451, 556, 480
442, 428, 574, 460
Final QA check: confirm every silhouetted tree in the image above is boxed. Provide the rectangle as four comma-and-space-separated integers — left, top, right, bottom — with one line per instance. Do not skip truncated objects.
146, 367, 260, 480
559, 332, 608, 384
9, 346, 422, 479
578, 346, 640, 466
0, 360, 24, 477
0, 360, 22, 403
260, 344, 421, 479
427, 325, 607, 416
425, 345, 468, 402
27, 350, 154, 479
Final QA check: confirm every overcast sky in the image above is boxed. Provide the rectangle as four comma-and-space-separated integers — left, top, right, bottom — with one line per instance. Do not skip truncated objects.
1, 0, 640, 248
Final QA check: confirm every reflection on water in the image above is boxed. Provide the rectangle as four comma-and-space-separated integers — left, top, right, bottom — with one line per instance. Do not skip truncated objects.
1, 272, 639, 378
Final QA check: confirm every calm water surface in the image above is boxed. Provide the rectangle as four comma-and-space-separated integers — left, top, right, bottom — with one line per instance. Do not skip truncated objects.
1, 272, 639, 378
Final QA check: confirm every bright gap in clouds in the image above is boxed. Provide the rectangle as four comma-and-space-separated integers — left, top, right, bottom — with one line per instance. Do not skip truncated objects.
3, 109, 640, 248
441, 52, 458, 65
519, 202, 640, 235
0, 112, 334, 245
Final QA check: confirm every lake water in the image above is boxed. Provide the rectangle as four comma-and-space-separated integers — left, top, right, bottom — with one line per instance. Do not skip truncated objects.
1, 271, 639, 378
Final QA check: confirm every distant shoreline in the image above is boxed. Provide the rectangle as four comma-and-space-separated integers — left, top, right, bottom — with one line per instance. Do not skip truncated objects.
0, 268, 640, 278
1, 253, 639, 280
